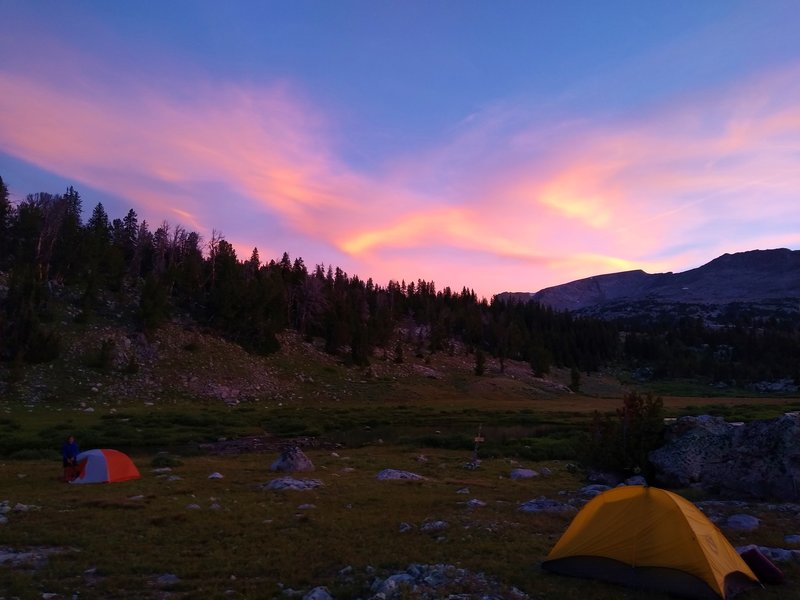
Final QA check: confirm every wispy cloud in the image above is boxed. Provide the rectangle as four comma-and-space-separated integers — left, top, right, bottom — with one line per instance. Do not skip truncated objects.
1, 34, 799, 297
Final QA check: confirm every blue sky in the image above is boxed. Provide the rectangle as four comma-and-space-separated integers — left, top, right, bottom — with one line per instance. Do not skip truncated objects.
2, 1, 799, 298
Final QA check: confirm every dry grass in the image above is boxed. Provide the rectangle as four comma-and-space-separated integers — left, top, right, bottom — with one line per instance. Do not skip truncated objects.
2, 329, 799, 598
1, 446, 798, 599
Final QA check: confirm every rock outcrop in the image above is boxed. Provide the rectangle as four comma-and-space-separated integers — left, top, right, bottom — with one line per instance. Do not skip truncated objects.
649, 413, 800, 501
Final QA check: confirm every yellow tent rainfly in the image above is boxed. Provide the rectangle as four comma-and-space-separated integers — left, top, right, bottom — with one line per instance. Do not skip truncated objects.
542, 485, 760, 599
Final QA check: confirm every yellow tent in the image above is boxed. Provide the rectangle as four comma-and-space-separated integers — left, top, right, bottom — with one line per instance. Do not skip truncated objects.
542, 486, 759, 599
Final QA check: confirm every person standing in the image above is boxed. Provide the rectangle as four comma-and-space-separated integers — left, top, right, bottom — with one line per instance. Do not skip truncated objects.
61, 435, 80, 481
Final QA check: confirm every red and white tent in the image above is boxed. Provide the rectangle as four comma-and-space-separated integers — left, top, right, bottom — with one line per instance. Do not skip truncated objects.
71, 449, 140, 484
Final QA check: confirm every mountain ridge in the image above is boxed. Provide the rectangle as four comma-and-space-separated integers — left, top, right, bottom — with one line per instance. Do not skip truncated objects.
498, 248, 800, 313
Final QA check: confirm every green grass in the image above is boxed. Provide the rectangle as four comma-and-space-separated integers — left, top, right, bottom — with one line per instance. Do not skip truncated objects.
3, 328, 799, 599
1, 447, 797, 599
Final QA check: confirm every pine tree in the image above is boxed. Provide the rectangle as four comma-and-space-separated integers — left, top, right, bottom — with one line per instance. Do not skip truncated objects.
0, 176, 12, 269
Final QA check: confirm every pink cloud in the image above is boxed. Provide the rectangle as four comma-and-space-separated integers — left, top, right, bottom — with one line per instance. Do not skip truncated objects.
2, 36, 800, 298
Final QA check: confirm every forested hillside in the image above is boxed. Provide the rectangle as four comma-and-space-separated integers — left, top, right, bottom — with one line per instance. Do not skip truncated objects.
1, 176, 798, 390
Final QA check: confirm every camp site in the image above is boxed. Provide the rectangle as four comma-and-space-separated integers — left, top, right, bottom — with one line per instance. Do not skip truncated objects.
2, 324, 799, 599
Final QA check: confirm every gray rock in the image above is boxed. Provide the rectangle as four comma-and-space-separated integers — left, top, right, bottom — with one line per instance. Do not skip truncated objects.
580, 484, 611, 497
466, 499, 487, 508
375, 469, 425, 481
737, 544, 796, 562
726, 514, 760, 531
587, 471, 621, 486
649, 413, 800, 501
263, 477, 324, 491
456, 487, 470, 494
519, 497, 574, 513
784, 534, 800, 544
510, 468, 539, 480
373, 573, 416, 595
303, 586, 333, 600
624, 475, 647, 486
271, 446, 315, 473
208, 472, 224, 479
398, 522, 413, 533
420, 520, 448, 532
156, 573, 180, 585
186, 503, 202, 510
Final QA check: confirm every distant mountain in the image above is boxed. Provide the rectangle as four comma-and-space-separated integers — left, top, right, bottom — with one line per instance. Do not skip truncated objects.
498, 249, 800, 318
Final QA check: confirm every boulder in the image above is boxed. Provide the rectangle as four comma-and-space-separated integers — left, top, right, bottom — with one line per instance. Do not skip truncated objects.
649, 413, 800, 501
510, 468, 539, 480
271, 446, 315, 473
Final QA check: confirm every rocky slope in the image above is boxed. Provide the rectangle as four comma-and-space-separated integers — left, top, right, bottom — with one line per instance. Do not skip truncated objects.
498, 248, 800, 317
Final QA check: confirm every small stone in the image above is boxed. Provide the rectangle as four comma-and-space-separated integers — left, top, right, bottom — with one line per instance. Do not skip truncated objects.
398, 522, 413, 533
421, 520, 448, 532
466, 498, 487, 508
208, 472, 224, 479
456, 487, 470, 494
519, 497, 574, 513
375, 469, 425, 481
580, 484, 611, 497
510, 468, 539, 480
262, 477, 324, 491
186, 504, 201, 510
156, 573, 180, 585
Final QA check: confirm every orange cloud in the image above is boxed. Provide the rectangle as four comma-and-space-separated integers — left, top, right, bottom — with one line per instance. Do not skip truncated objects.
2, 37, 800, 299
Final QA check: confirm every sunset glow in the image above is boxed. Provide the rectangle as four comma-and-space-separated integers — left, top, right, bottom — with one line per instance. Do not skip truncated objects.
2, 2, 799, 298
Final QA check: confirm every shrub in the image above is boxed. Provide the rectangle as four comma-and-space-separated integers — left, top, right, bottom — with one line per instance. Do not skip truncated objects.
584, 391, 665, 477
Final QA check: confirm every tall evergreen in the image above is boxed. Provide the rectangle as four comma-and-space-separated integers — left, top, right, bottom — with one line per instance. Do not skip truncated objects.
0, 176, 10, 270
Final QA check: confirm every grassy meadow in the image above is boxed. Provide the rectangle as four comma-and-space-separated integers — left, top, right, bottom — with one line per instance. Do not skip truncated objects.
2, 330, 800, 598
2, 392, 800, 599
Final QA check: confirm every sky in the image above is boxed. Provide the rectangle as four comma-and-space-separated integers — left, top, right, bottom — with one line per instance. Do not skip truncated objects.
2, 1, 800, 300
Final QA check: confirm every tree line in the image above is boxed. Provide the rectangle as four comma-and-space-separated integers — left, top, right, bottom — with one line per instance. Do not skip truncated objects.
1, 176, 798, 388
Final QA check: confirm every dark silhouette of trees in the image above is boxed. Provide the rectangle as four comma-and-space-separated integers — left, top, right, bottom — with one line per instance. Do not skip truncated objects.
1, 173, 798, 387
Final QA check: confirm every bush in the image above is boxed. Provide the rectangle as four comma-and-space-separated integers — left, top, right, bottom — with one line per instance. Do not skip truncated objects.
584, 391, 665, 476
